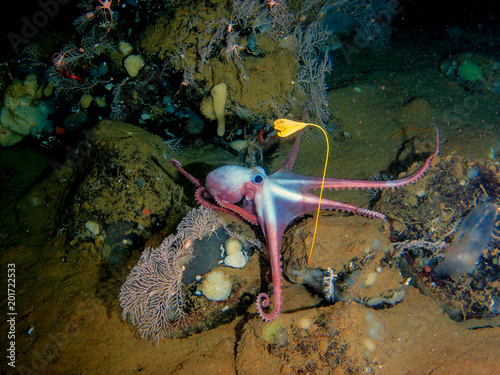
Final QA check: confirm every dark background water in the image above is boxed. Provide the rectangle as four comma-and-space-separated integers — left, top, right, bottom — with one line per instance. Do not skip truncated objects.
1, 0, 498, 60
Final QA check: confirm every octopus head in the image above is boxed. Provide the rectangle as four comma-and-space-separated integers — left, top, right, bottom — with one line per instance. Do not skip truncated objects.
206, 165, 266, 203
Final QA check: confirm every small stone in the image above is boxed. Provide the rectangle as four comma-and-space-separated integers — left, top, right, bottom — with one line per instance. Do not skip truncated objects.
84, 221, 100, 237
299, 318, 312, 330
275, 328, 288, 347
101, 244, 112, 260
365, 272, 378, 287
415, 188, 426, 198
94, 235, 105, 249
370, 237, 381, 251
363, 338, 377, 353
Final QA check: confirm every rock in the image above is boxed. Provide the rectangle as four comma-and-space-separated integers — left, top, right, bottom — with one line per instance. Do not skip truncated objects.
85, 221, 100, 237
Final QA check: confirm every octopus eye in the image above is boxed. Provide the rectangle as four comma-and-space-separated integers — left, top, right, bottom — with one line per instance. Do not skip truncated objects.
252, 174, 264, 183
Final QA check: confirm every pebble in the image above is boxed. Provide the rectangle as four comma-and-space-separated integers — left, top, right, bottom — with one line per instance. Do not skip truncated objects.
363, 338, 377, 353
415, 189, 426, 198
84, 221, 100, 237
299, 318, 312, 330
365, 272, 378, 287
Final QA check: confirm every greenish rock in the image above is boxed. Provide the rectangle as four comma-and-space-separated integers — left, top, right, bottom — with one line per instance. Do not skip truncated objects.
458, 60, 483, 82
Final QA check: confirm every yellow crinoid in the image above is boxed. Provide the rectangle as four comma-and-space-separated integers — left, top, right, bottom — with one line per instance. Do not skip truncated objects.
274, 119, 329, 264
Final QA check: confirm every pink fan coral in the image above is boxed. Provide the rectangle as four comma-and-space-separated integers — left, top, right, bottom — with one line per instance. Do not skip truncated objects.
119, 206, 225, 344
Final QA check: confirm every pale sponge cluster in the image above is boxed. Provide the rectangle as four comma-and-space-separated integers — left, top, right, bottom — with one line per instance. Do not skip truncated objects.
0, 74, 53, 147
200, 269, 232, 301
200, 83, 227, 137
123, 54, 145, 77
223, 237, 248, 268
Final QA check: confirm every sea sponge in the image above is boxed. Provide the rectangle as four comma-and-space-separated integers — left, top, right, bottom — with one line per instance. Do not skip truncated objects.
0, 94, 51, 146
94, 96, 107, 108
80, 94, 93, 109
118, 41, 133, 57
435, 202, 497, 278
228, 139, 249, 152
225, 238, 242, 255
0, 73, 52, 147
458, 60, 483, 82
23, 73, 38, 98
124, 54, 145, 77
200, 269, 232, 301
43, 84, 54, 97
211, 83, 227, 137
223, 238, 248, 268
200, 96, 216, 120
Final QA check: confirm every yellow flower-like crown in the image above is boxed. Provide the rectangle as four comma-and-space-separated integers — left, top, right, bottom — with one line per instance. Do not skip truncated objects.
274, 119, 309, 137
273, 118, 330, 264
